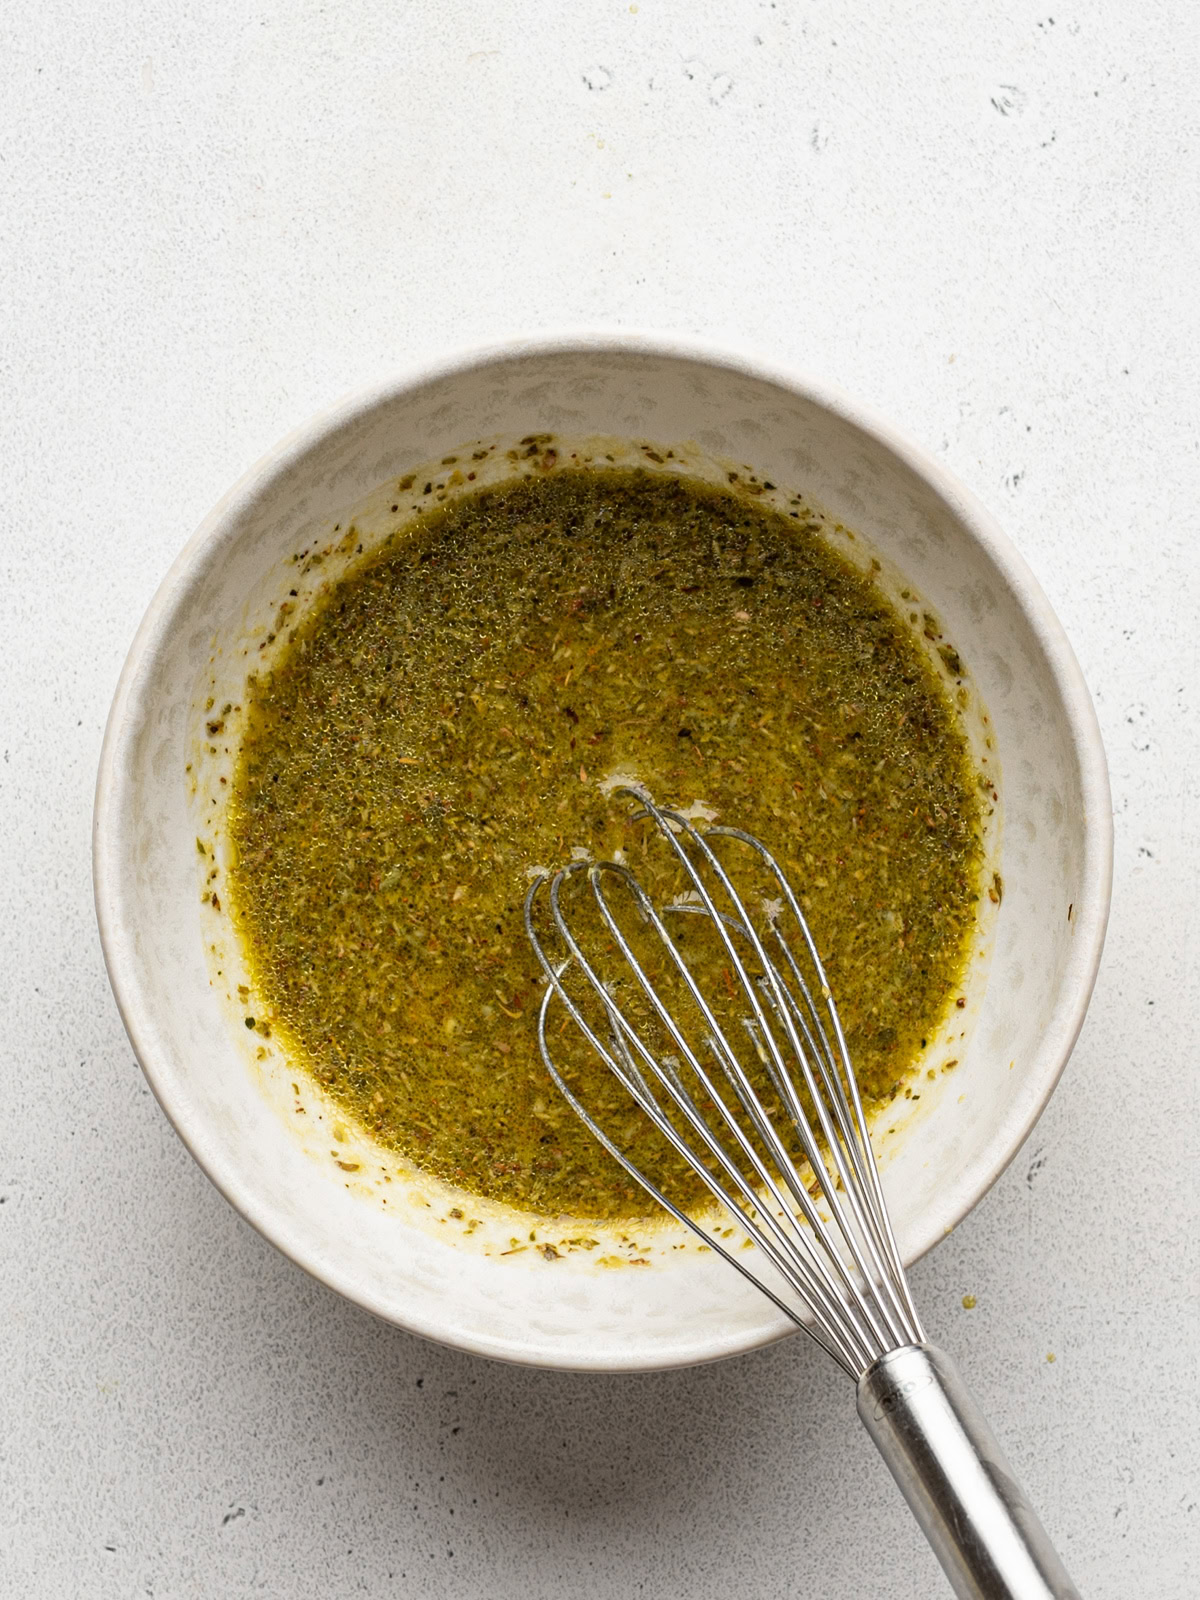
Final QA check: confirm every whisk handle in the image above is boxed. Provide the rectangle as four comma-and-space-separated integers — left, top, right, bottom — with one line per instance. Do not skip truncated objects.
857, 1344, 1081, 1600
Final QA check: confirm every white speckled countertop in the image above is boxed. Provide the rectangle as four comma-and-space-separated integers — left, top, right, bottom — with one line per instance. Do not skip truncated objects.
2, 2, 1197, 1595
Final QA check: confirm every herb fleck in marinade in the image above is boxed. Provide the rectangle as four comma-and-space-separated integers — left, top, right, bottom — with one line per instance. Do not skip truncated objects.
228, 469, 983, 1220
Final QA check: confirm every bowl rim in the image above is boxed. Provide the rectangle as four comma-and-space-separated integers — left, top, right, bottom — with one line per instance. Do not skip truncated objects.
93, 328, 1113, 1370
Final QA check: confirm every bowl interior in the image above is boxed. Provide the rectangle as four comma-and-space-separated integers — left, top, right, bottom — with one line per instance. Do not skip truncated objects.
94, 340, 1110, 1370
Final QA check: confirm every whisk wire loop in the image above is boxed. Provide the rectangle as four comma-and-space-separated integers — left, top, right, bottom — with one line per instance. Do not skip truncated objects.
633, 796, 917, 1353
530, 959, 860, 1373
523, 789, 927, 1372
540, 862, 879, 1367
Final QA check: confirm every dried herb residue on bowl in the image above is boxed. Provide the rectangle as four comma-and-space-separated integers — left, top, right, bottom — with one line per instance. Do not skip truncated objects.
227, 468, 983, 1221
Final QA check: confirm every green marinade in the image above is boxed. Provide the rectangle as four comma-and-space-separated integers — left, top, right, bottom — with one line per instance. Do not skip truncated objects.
228, 468, 983, 1220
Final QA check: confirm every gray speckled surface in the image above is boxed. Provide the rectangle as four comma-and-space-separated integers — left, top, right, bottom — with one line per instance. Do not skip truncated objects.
1, 1, 1197, 1595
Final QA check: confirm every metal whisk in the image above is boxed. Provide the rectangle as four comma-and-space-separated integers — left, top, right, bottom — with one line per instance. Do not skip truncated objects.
524, 790, 1081, 1600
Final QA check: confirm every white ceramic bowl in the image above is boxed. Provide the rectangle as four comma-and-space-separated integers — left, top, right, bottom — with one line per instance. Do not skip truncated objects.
94, 333, 1111, 1371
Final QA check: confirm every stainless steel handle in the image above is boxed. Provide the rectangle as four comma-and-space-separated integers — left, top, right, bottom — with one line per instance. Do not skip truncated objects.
857, 1344, 1081, 1599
